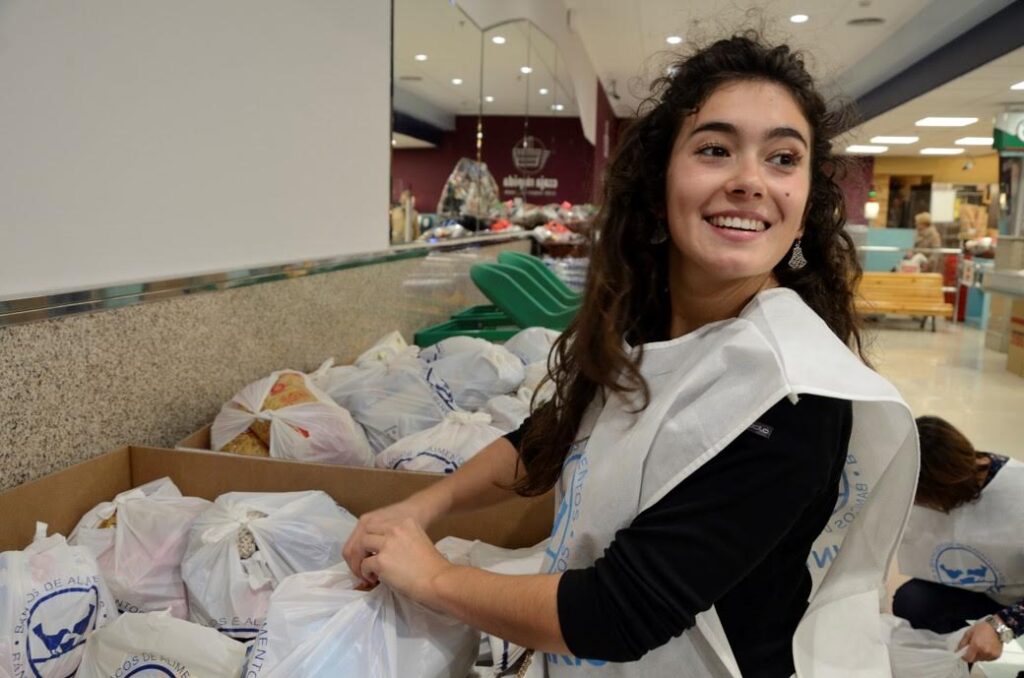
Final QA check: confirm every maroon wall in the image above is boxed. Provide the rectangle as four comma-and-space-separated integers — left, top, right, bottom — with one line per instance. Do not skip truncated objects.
592, 81, 623, 203
392, 115, 595, 212
837, 156, 874, 224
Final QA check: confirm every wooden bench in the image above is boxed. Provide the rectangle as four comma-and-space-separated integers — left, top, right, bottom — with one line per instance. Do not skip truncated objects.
854, 272, 954, 331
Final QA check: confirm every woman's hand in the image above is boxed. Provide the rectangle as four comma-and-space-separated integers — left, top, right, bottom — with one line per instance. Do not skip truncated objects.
342, 496, 442, 586
358, 517, 455, 605
957, 619, 1004, 663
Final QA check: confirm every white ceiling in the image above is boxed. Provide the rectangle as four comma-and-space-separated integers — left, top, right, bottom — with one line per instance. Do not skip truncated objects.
394, 0, 579, 119
842, 46, 1024, 157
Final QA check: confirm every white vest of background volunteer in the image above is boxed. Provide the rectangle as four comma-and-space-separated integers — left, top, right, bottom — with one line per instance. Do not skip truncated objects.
899, 458, 1024, 606
540, 288, 919, 678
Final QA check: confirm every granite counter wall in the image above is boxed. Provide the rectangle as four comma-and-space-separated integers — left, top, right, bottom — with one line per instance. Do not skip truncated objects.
0, 239, 530, 491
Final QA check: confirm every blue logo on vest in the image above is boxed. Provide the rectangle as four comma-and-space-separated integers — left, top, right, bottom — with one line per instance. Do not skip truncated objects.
27, 585, 99, 677
544, 439, 589, 574
932, 544, 1002, 593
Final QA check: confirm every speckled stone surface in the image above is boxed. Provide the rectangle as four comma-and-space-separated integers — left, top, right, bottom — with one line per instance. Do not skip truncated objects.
0, 240, 529, 491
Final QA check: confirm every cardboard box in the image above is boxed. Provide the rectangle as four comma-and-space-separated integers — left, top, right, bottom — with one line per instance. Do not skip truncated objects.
177, 424, 212, 450
0, 446, 553, 552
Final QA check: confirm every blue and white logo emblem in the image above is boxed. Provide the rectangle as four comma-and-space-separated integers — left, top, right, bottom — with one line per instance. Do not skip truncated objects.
27, 586, 99, 677
544, 438, 590, 574
932, 544, 1002, 593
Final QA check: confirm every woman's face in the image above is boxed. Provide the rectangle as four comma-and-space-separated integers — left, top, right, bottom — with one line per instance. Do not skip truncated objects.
664, 80, 812, 287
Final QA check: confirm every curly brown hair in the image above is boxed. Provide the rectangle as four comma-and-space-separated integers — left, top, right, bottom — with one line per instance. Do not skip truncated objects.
515, 32, 865, 496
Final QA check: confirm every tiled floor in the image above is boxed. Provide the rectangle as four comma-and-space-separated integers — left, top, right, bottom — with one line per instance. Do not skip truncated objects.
866, 318, 1023, 676
865, 319, 1023, 459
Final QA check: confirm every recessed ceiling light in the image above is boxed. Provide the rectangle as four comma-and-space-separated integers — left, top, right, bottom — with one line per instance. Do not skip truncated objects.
870, 136, 919, 144
539, 88, 549, 95
916, 117, 978, 127
451, 78, 463, 85
846, 145, 888, 154
491, 35, 506, 45
666, 35, 683, 45
920, 148, 965, 155
1012, 80, 1024, 90
414, 54, 428, 62
790, 14, 809, 23
391, 138, 397, 146
520, 66, 533, 74
954, 137, 993, 146
485, 95, 494, 103
551, 104, 565, 112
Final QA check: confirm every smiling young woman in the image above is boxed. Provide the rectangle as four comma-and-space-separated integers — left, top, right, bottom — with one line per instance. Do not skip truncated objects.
344, 32, 919, 678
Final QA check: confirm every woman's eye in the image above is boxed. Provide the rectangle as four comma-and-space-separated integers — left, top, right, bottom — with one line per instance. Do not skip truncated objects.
697, 144, 728, 157
769, 152, 800, 167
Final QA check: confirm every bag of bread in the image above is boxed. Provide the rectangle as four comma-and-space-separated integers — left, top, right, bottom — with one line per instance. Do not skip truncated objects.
75, 610, 246, 678
502, 327, 560, 366
68, 478, 210, 619
180, 491, 356, 641
374, 411, 504, 474
314, 347, 458, 454
245, 565, 478, 678
212, 370, 373, 467
0, 523, 118, 678
419, 338, 525, 410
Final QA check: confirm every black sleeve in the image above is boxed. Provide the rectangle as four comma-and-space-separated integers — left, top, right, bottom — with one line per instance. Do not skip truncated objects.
503, 416, 531, 450
555, 394, 850, 663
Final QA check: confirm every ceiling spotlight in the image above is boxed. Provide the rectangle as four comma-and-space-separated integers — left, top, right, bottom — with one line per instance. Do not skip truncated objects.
539, 88, 549, 95
491, 35, 506, 45
485, 95, 494, 103
920, 148, 965, 155
846, 145, 888, 154
1011, 80, 1024, 90
520, 66, 533, 74
551, 104, 565, 112
790, 14, 810, 23
955, 137, 993, 146
916, 117, 978, 127
870, 136, 918, 144
666, 35, 683, 45
451, 78, 463, 85
414, 54, 428, 62
391, 138, 397, 146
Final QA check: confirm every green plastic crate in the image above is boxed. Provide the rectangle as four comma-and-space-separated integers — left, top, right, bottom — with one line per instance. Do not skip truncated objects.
414, 318, 521, 347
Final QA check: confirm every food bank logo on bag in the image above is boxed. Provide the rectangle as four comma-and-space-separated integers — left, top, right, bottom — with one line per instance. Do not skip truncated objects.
807, 453, 871, 573
111, 655, 192, 677
931, 544, 1003, 594
14, 582, 102, 678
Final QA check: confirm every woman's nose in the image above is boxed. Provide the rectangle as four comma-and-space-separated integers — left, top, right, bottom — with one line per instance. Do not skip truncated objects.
725, 157, 766, 199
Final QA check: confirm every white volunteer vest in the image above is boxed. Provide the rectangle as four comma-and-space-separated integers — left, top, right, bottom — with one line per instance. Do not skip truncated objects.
898, 458, 1024, 606
541, 288, 919, 677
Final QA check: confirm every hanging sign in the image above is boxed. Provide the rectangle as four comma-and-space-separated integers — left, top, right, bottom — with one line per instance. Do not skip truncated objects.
503, 135, 559, 198
995, 112, 1024, 155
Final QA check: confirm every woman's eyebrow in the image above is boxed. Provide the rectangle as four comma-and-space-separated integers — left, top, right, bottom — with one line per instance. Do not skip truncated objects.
689, 121, 808, 149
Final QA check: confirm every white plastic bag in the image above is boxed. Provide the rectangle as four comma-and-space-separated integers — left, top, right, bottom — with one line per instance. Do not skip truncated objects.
68, 477, 211, 619
434, 538, 548, 676
75, 609, 246, 677
0, 523, 118, 678
503, 327, 560, 366
375, 411, 505, 474
181, 491, 357, 641
420, 337, 526, 410
354, 331, 411, 367
245, 565, 478, 678
314, 348, 458, 454
212, 369, 374, 466
481, 394, 532, 433
881, 614, 969, 678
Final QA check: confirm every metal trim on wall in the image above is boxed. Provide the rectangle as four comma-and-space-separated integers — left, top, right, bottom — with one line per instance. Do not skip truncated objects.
0, 232, 533, 327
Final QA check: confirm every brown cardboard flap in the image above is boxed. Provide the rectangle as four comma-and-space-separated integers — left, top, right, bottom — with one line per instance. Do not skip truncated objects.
176, 424, 212, 450
0, 448, 134, 551
129, 446, 553, 549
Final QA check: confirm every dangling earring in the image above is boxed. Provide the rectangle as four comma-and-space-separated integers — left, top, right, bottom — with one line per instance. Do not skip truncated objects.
788, 239, 807, 270
650, 219, 668, 245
